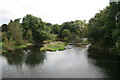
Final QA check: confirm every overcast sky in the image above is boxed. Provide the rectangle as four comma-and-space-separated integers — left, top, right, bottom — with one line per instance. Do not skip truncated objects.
0, 0, 109, 25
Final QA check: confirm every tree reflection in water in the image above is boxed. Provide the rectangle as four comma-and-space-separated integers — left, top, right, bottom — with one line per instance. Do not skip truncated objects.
88, 51, 120, 78
2, 49, 24, 66
2, 46, 46, 67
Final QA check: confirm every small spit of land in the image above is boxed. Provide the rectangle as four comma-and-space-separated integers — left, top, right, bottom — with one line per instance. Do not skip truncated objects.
40, 42, 67, 51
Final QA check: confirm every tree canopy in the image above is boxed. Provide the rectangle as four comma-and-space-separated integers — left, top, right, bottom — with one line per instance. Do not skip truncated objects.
87, 2, 120, 53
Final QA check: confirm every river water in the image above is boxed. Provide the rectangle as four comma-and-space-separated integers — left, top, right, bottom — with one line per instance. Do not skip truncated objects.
1, 44, 120, 78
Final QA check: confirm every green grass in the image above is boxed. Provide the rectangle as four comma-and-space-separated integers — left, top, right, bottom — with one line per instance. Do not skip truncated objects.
15, 45, 28, 49
40, 42, 67, 52
15, 43, 32, 49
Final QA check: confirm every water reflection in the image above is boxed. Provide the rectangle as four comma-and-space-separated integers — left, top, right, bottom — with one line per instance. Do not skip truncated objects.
2, 50, 24, 66
88, 51, 120, 78
25, 51, 45, 67
1, 44, 119, 78
2, 46, 46, 67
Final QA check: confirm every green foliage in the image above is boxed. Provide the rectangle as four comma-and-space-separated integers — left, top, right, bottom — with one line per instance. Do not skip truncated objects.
15, 43, 32, 49
2, 19, 24, 51
62, 29, 72, 40
3, 33, 16, 51
49, 33, 57, 41
52, 24, 61, 34
22, 14, 43, 43
22, 14, 58, 43
59, 20, 88, 40
81, 40, 90, 44
26, 29, 33, 43
8, 19, 24, 46
40, 42, 66, 51
1, 14, 88, 52
0, 42, 3, 53
87, 2, 120, 54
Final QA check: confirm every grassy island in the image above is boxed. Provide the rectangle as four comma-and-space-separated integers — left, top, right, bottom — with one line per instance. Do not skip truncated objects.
40, 42, 67, 52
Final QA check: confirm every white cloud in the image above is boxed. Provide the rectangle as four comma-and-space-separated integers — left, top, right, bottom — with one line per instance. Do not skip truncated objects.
0, 0, 109, 25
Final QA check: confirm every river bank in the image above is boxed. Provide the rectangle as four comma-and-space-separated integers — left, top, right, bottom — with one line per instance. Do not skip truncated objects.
1, 39, 90, 53
88, 45, 120, 56
1, 43, 33, 53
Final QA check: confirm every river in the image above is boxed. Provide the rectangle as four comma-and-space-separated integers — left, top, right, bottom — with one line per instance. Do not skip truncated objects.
0, 44, 120, 78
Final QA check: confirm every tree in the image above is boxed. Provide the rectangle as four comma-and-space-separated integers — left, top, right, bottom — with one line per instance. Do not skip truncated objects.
62, 29, 72, 40
59, 20, 88, 40
26, 29, 33, 43
52, 24, 61, 34
1, 24, 8, 32
22, 14, 43, 43
2, 32, 16, 51
8, 19, 24, 46
87, 2, 120, 53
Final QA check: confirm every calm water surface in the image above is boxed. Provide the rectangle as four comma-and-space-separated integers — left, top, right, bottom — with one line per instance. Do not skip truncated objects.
1, 44, 120, 78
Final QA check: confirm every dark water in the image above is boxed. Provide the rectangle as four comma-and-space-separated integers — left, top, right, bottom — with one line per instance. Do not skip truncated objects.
1, 44, 120, 78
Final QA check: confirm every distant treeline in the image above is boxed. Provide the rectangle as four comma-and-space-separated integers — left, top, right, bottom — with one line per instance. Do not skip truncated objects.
1, 14, 87, 51
1, 1, 120, 54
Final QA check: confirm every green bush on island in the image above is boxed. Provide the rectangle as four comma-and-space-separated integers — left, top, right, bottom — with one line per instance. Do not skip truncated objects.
40, 42, 67, 52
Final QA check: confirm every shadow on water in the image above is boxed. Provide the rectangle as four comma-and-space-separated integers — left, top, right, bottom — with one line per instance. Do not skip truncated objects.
88, 50, 120, 78
2, 49, 24, 66
2, 46, 46, 67
25, 46, 46, 67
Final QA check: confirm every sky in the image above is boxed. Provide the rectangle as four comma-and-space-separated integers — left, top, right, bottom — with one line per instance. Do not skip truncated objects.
0, 0, 110, 25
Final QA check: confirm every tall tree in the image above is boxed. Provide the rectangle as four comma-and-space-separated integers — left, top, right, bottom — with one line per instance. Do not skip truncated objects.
22, 14, 43, 43
87, 2, 120, 53
8, 19, 24, 46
